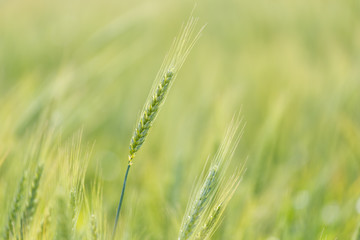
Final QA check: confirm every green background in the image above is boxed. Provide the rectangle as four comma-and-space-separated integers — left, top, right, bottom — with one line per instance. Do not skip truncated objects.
1, 0, 360, 239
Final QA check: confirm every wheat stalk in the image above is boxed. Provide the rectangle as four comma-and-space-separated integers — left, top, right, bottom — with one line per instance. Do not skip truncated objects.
112, 15, 204, 238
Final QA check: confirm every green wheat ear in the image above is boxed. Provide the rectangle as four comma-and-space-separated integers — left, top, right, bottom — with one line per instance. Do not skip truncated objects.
194, 202, 223, 240
178, 114, 245, 240
194, 174, 243, 240
179, 166, 218, 239
20, 164, 44, 234
129, 70, 174, 162
90, 214, 99, 240
2, 171, 27, 240
128, 17, 205, 165
113, 15, 205, 238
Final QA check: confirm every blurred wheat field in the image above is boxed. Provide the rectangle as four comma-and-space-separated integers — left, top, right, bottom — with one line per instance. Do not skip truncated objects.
1, 0, 360, 239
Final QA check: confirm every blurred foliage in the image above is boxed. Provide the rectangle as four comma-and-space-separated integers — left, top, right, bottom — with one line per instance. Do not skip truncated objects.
1, 0, 360, 239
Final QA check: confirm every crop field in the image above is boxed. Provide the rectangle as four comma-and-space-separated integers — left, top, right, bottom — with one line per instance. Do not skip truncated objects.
0, 0, 360, 239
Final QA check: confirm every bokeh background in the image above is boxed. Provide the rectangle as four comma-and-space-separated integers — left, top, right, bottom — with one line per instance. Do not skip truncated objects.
1, 0, 360, 239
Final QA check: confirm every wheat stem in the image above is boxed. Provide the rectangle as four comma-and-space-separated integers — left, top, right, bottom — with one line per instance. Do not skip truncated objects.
112, 164, 131, 239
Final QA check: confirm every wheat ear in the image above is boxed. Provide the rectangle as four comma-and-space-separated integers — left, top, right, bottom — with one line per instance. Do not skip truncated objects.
90, 214, 99, 240
20, 164, 43, 234
178, 115, 245, 240
194, 202, 223, 240
2, 172, 27, 240
179, 166, 219, 239
194, 173, 243, 240
112, 15, 204, 238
